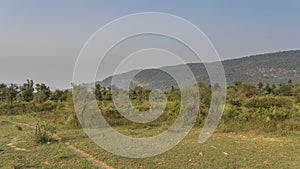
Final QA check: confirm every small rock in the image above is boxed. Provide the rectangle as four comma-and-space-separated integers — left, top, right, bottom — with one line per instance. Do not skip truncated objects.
210, 145, 217, 149
223, 152, 229, 156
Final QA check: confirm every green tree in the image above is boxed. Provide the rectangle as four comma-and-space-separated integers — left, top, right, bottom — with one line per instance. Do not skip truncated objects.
95, 84, 103, 101
258, 82, 263, 90
34, 83, 51, 103
0, 83, 7, 102
19, 80, 34, 102
277, 83, 294, 96
50, 89, 67, 102
239, 83, 257, 98
294, 84, 300, 103
7, 84, 18, 104
234, 81, 242, 87
129, 86, 146, 103
264, 83, 272, 95
102, 87, 112, 101
271, 84, 277, 95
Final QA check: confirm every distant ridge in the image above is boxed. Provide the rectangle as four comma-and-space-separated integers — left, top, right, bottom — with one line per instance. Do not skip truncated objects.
98, 50, 300, 89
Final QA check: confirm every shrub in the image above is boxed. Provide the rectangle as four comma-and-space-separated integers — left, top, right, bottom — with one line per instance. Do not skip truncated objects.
169, 101, 180, 119
223, 104, 241, 121
15, 125, 22, 131
283, 119, 299, 131
34, 101, 57, 112
245, 96, 293, 109
34, 122, 57, 144
67, 114, 81, 128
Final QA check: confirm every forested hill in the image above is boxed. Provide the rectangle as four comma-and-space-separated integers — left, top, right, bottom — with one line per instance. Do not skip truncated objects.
99, 50, 300, 89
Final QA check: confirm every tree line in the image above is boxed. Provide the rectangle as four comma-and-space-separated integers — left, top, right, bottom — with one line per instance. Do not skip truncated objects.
0, 80, 67, 104
0, 79, 299, 134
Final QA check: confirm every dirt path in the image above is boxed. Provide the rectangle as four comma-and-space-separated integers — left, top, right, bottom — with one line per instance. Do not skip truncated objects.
6, 138, 27, 151
5, 120, 114, 169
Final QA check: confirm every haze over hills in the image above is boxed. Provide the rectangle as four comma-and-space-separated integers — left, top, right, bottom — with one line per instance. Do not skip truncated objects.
98, 50, 300, 90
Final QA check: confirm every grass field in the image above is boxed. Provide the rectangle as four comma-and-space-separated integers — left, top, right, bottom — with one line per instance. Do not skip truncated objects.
1, 114, 299, 169
0, 119, 97, 168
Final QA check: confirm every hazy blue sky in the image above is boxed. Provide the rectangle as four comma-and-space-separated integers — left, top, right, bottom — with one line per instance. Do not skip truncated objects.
1, 0, 300, 88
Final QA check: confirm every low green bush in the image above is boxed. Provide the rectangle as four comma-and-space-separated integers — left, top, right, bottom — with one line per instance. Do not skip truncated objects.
34, 122, 57, 144
245, 96, 293, 109
67, 114, 81, 128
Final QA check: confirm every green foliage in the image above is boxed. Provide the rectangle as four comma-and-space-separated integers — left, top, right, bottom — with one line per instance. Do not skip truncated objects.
50, 89, 68, 102
276, 83, 294, 96
1, 79, 300, 135
34, 122, 57, 144
34, 83, 51, 103
34, 101, 57, 112
19, 80, 34, 102
101, 87, 112, 101
67, 114, 81, 128
258, 81, 263, 90
129, 86, 150, 102
15, 125, 22, 131
246, 96, 293, 109
223, 104, 241, 121
7, 84, 19, 104
169, 101, 180, 116
94, 84, 103, 101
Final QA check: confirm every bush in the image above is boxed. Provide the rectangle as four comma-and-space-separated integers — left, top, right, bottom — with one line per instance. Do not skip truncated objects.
246, 96, 293, 109
34, 122, 57, 144
15, 125, 22, 131
283, 119, 299, 131
67, 114, 81, 128
223, 104, 241, 121
34, 101, 57, 112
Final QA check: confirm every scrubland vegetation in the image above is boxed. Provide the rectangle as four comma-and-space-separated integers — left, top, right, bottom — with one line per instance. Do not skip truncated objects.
0, 79, 299, 168
1, 79, 299, 134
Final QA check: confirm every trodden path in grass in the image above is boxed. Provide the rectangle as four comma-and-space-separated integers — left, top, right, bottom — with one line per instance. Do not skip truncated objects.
5, 120, 114, 169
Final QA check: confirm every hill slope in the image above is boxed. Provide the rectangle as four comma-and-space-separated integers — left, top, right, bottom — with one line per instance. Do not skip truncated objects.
99, 50, 300, 89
